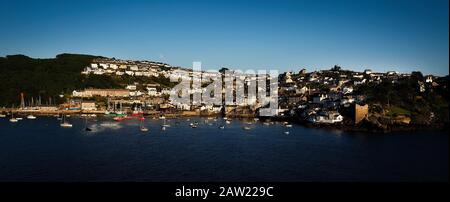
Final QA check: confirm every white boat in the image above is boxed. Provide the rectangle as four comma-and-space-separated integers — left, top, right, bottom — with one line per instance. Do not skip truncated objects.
162, 118, 170, 127
60, 123, 73, 128
60, 114, 72, 128
254, 118, 259, 121
140, 117, 149, 132
159, 116, 166, 120
284, 131, 290, 135
115, 111, 125, 115
100, 122, 119, 127
226, 120, 231, 124
263, 122, 270, 126
243, 126, 251, 130
219, 125, 225, 129
285, 124, 293, 128
0, 114, 6, 118
16, 117, 23, 121
27, 115, 36, 120
9, 118, 18, 123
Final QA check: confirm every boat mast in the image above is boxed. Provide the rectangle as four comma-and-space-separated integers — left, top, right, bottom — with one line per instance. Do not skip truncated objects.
20, 93, 25, 109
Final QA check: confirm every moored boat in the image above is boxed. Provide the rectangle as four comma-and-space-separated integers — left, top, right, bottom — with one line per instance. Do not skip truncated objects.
113, 116, 127, 122
60, 114, 72, 128
60, 123, 73, 127
140, 127, 149, 132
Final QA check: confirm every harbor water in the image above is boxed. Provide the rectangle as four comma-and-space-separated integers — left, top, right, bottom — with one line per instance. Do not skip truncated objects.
0, 116, 448, 181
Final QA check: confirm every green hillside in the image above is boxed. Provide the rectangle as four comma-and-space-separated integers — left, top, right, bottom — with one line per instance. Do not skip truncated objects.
0, 54, 121, 106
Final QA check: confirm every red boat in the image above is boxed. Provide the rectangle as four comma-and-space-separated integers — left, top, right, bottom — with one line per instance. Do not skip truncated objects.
132, 111, 144, 117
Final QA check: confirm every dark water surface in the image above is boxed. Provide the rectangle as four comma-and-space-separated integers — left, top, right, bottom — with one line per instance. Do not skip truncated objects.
0, 116, 448, 181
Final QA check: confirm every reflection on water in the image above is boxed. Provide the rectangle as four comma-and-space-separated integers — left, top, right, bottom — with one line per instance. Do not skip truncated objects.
0, 116, 448, 182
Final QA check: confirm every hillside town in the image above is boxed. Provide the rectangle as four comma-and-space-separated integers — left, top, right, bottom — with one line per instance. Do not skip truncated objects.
1, 57, 448, 132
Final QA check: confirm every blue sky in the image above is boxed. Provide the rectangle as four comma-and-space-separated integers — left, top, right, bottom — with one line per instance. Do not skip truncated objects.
1, 0, 448, 75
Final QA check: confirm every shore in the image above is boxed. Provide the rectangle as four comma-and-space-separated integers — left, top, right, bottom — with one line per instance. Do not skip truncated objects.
1, 108, 447, 134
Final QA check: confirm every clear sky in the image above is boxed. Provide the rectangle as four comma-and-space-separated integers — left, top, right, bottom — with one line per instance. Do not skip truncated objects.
1, 0, 448, 75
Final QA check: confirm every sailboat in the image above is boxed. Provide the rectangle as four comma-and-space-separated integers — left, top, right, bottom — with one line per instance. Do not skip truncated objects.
60, 114, 73, 128
84, 116, 92, 131
161, 118, 168, 130
162, 118, 170, 127
9, 111, 18, 123
56, 113, 62, 121
27, 114, 36, 120
132, 106, 144, 117
140, 116, 148, 132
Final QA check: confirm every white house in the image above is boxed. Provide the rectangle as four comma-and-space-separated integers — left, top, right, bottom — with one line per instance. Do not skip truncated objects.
126, 85, 137, 90
147, 87, 159, 96
110, 64, 118, 70
99, 63, 109, 69
130, 65, 139, 71
343, 87, 353, 94
129, 91, 144, 97
81, 101, 97, 111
